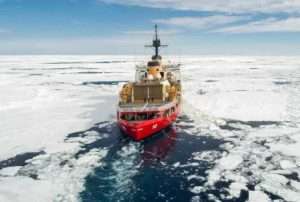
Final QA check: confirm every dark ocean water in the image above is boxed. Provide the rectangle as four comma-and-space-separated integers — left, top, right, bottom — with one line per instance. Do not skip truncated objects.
76, 115, 249, 202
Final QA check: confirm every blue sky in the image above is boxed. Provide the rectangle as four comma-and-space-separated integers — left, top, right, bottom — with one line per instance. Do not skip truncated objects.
1, 0, 300, 55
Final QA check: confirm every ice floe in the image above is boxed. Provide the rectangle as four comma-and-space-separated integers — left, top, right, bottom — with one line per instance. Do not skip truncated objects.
182, 56, 300, 201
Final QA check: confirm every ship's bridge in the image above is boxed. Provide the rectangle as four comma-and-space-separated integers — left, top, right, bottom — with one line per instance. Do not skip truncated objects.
147, 60, 160, 67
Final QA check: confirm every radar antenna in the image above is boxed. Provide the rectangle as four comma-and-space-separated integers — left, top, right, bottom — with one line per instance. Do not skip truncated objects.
145, 24, 168, 60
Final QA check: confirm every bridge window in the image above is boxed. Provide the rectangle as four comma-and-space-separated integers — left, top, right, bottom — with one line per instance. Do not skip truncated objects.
163, 109, 171, 117
121, 113, 135, 121
148, 61, 160, 67
121, 112, 160, 121
171, 107, 175, 113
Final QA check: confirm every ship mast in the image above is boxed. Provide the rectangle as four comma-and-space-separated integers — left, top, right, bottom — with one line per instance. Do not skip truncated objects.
145, 24, 168, 60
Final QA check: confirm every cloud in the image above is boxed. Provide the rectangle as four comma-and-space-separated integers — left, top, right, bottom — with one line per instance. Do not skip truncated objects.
124, 29, 182, 35
0, 36, 149, 54
99, 0, 300, 14
215, 17, 300, 33
99, 1, 300, 34
153, 15, 248, 30
152, 16, 300, 33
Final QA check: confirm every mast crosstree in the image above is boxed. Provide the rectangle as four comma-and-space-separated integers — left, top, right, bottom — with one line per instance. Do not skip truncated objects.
145, 24, 168, 60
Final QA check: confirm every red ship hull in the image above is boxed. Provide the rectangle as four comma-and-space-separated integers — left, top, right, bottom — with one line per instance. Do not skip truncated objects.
117, 104, 179, 141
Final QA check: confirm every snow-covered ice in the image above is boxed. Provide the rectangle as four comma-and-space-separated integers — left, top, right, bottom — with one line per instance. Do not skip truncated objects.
183, 56, 300, 201
0, 55, 135, 201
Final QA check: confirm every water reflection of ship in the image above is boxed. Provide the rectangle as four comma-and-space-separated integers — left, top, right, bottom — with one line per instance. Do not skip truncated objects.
141, 126, 177, 165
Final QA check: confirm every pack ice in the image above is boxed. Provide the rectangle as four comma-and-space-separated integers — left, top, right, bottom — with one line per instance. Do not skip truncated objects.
0, 55, 300, 202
